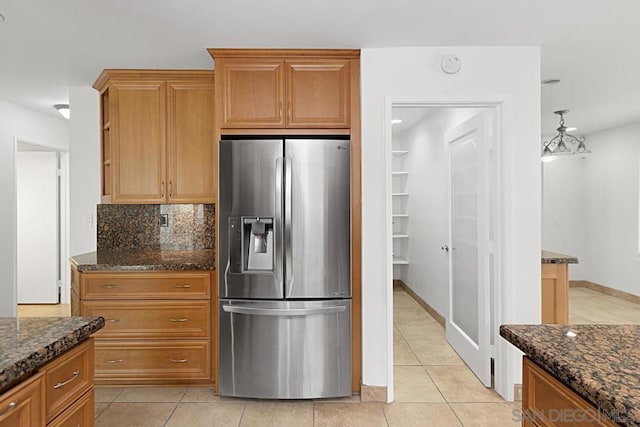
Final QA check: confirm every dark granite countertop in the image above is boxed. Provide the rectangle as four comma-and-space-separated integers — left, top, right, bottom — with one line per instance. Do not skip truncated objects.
500, 324, 640, 426
541, 249, 579, 264
70, 250, 215, 272
0, 317, 104, 392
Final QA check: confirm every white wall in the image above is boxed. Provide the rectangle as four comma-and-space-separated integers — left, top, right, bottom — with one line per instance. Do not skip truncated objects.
0, 100, 69, 316
542, 156, 588, 278
583, 122, 640, 295
542, 121, 640, 294
394, 108, 480, 318
360, 47, 541, 401
69, 87, 100, 256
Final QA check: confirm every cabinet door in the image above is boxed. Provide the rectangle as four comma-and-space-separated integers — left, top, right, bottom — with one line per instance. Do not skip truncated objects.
218, 59, 285, 128
167, 80, 216, 203
110, 80, 167, 203
286, 59, 350, 128
0, 372, 44, 427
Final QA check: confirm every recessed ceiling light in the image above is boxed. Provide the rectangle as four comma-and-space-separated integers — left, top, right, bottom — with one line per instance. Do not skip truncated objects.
54, 104, 70, 120
391, 119, 403, 124
566, 127, 577, 132
541, 78, 561, 86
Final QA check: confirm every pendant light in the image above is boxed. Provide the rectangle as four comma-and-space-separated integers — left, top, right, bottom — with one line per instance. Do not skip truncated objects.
541, 110, 590, 162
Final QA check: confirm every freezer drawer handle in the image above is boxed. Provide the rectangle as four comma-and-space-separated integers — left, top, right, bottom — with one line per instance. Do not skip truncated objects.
222, 305, 346, 316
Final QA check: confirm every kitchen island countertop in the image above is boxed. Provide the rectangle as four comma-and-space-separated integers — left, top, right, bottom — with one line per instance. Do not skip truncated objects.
501, 323, 640, 426
70, 250, 215, 272
541, 249, 579, 264
0, 316, 104, 392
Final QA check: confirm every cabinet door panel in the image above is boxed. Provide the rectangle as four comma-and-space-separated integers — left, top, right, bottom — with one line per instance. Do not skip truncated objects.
286, 59, 350, 128
110, 81, 166, 203
219, 59, 284, 128
167, 80, 216, 203
0, 372, 44, 427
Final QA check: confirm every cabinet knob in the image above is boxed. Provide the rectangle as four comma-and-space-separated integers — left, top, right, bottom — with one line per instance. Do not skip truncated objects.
1, 401, 18, 417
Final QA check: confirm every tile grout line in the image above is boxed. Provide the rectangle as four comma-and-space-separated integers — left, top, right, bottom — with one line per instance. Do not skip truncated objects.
162, 402, 180, 427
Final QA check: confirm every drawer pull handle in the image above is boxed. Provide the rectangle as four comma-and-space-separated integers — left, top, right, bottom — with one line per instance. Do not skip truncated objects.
101, 284, 120, 289
107, 319, 123, 323
173, 284, 192, 289
105, 359, 124, 364
169, 358, 188, 363
1, 401, 18, 416
169, 318, 189, 323
54, 370, 80, 389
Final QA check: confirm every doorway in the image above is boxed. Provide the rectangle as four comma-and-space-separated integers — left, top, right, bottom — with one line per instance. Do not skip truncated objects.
389, 104, 501, 402
15, 140, 69, 311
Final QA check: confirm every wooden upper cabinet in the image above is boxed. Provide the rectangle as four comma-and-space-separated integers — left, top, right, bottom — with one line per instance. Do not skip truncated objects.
286, 59, 350, 128
210, 49, 358, 130
218, 59, 285, 128
167, 79, 216, 203
94, 70, 215, 204
110, 80, 167, 203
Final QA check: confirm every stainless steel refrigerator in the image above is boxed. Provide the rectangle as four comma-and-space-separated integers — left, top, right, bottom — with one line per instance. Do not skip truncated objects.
218, 138, 351, 399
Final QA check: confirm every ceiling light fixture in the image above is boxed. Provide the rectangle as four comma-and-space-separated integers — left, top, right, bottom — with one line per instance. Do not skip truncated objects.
541, 110, 590, 162
391, 119, 403, 124
54, 104, 70, 120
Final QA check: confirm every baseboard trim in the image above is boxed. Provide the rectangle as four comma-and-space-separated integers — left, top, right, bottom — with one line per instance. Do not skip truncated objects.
570, 280, 640, 305
393, 280, 446, 328
360, 384, 387, 402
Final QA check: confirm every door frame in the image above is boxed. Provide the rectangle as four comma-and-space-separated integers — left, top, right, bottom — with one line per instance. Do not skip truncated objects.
13, 137, 70, 305
384, 99, 504, 402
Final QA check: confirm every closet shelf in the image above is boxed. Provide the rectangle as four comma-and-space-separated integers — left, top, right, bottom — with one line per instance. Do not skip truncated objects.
392, 213, 409, 218
392, 172, 409, 176
392, 193, 409, 197
393, 256, 409, 265
392, 150, 409, 157
393, 234, 409, 239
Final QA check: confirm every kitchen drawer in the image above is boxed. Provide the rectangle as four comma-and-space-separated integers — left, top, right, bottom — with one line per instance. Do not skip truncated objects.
81, 271, 210, 299
0, 372, 45, 427
81, 300, 210, 338
95, 340, 211, 384
44, 339, 94, 423
47, 388, 94, 427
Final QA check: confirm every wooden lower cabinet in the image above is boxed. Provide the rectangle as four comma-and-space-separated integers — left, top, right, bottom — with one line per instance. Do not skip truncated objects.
541, 263, 569, 324
0, 339, 95, 427
0, 372, 45, 427
522, 357, 617, 426
73, 268, 215, 386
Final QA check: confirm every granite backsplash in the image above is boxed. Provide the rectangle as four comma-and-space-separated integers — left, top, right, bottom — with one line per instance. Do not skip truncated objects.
97, 204, 214, 251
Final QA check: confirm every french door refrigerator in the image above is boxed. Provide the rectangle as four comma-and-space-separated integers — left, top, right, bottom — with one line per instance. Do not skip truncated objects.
218, 138, 351, 399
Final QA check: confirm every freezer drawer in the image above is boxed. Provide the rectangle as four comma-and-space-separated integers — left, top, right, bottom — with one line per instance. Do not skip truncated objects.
218, 299, 351, 399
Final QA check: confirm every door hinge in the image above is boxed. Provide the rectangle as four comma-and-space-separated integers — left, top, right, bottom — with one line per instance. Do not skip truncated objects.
490, 344, 496, 358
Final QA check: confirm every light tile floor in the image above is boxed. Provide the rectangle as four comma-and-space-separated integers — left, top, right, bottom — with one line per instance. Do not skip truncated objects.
17, 285, 640, 426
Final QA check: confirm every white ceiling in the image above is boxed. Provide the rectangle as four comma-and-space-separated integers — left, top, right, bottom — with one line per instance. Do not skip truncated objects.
1, 0, 639, 134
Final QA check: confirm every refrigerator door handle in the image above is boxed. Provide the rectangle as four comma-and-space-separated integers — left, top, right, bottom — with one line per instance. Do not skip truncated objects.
284, 156, 293, 290
222, 305, 346, 317
274, 157, 283, 283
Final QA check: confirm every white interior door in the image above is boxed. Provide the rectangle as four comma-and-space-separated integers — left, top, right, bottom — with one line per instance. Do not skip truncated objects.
445, 111, 494, 386
17, 151, 59, 304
